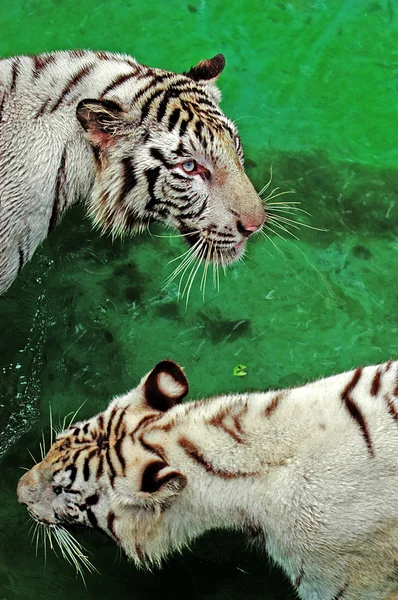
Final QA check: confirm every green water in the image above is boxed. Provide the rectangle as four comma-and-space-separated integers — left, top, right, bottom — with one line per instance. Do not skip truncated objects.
1, 1, 397, 598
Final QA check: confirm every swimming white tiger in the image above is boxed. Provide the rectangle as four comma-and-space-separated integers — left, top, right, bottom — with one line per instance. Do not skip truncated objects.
0, 50, 265, 294
18, 359, 398, 599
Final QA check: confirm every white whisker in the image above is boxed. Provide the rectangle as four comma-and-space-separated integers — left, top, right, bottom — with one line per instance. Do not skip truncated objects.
258, 164, 273, 196
183, 244, 207, 306
27, 448, 38, 465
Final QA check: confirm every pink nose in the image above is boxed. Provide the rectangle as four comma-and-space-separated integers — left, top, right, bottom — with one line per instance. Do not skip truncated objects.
237, 220, 264, 237
244, 224, 261, 232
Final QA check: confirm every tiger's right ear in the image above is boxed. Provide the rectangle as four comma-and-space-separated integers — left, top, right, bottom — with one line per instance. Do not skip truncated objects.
76, 98, 129, 150
143, 360, 189, 412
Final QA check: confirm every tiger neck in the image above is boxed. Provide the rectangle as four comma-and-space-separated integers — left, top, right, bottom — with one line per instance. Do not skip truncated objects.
145, 390, 316, 527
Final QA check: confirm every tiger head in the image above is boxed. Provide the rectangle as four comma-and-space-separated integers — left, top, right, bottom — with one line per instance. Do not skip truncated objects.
17, 360, 190, 567
76, 55, 265, 266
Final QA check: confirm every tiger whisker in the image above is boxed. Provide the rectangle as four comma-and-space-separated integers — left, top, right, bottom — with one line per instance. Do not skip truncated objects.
53, 525, 99, 583
260, 229, 285, 255
164, 240, 203, 288
262, 189, 295, 202
268, 215, 302, 231
264, 224, 288, 243
27, 448, 38, 465
264, 200, 302, 206
258, 164, 273, 196
153, 231, 197, 239
167, 239, 204, 287
49, 404, 54, 448
267, 220, 299, 240
166, 238, 202, 268
183, 244, 207, 307
177, 240, 205, 300
200, 240, 213, 300
265, 205, 312, 217
67, 400, 88, 430
269, 214, 326, 232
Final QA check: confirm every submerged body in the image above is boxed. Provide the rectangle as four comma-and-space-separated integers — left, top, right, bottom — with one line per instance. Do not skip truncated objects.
18, 360, 398, 599
0, 50, 264, 293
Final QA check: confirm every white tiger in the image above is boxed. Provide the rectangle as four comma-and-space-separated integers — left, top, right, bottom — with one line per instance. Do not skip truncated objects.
18, 359, 398, 599
0, 50, 265, 294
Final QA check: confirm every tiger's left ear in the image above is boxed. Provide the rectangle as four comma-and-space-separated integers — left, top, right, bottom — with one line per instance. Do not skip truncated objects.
183, 54, 225, 104
76, 98, 132, 150
143, 360, 189, 412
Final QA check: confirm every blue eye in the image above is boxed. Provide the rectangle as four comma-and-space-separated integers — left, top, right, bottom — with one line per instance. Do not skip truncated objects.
182, 160, 197, 173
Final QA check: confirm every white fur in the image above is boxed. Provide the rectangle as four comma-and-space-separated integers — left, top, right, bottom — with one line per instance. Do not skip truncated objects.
18, 361, 398, 599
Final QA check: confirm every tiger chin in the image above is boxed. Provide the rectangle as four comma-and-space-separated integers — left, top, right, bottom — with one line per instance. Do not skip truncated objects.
0, 50, 265, 294
18, 359, 398, 600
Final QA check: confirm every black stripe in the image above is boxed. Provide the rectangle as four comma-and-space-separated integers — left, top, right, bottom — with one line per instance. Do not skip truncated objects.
0, 91, 6, 121
114, 408, 127, 439
17, 243, 25, 274
10, 58, 20, 93
119, 158, 137, 203
50, 63, 95, 113
107, 512, 118, 539
48, 146, 67, 233
65, 464, 77, 485
179, 119, 188, 136
168, 107, 181, 131
145, 166, 161, 210
86, 493, 99, 505
32, 54, 56, 79
150, 147, 173, 168
96, 453, 104, 479
105, 447, 117, 483
370, 368, 382, 396
83, 457, 91, 481
86, 508, 98, 528
100, 69, 138, 97
114, 435, 126, 474
83, 449, 97, 481
180, 101, 194, 126
194, 119, 204, 141
156, 90, 172, 122
97, 414, 104, 430
106, 407, 118, 440
71, 447, 87, 462
140, 88, 164, 122
130, 78, 159, 104
341, 368, 374, 457
34, 98, 51, 119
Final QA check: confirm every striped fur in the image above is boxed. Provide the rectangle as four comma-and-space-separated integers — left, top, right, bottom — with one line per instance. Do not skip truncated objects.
0, 50, 265, 294
18, 359, 398, 599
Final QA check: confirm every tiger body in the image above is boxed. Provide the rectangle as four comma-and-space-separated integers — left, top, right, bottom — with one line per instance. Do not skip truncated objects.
18, 360, 398, 599
0, 50, 264, 293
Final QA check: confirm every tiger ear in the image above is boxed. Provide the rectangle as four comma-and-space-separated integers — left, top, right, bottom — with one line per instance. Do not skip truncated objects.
183, 54, 226, 83
114, 459, 187, 508
76, 98, 129, 149
143, 360, 189, 412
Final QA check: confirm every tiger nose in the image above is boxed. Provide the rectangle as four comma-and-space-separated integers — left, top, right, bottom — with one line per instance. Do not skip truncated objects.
237, 219, 264, 237
17, 470, 38, 505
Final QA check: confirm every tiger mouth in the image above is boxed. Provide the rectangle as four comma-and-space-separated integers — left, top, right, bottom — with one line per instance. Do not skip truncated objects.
181, 228, 246, 264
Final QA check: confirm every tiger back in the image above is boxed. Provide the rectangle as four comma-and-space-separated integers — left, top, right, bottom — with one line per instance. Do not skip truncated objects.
0, 50, 265, 293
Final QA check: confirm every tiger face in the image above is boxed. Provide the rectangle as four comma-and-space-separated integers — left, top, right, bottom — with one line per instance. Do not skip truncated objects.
17, 361, 189, 565
76, 55, 265, 266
